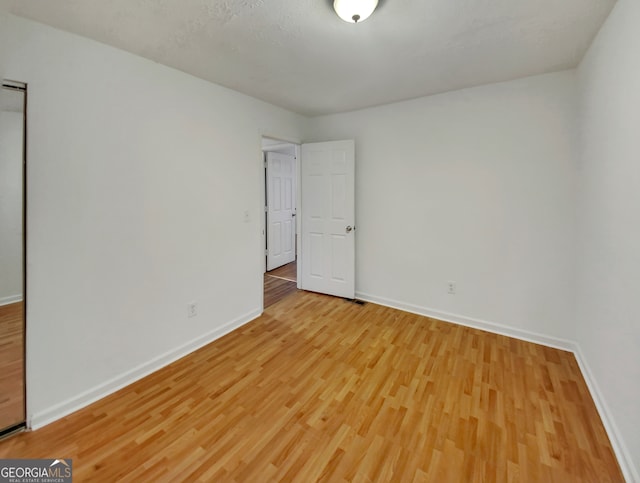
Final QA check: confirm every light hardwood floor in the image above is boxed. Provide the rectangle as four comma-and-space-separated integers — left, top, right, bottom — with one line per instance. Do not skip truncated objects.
0, 292, 624, 481
0, 301, 25, 431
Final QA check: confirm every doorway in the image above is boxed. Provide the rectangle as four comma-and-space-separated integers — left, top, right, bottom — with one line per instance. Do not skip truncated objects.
262, 137, 299, 308
260, 137, 356, 308
0, 80, 27, 437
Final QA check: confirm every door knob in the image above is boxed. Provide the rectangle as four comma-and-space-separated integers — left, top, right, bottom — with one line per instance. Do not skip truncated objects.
346, 225, 353, 233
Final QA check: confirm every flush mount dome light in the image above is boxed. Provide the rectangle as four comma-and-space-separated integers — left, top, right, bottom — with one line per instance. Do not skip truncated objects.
333, 0, 378, 23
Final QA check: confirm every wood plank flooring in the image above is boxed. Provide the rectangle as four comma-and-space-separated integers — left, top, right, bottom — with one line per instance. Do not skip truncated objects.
264, 261, 298, 308
0, 292, 624, 482
267, 261, 297, 282
0, 301, 25, 431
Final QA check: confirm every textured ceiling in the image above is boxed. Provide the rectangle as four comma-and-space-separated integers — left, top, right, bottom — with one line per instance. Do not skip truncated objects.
9, 0, 615, 116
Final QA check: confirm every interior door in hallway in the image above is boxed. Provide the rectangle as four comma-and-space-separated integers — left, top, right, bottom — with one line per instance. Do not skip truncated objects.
266, 151, 296, 271
300, 140, 355, 299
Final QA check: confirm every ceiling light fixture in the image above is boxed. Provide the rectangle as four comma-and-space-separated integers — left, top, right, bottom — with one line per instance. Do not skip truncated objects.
333, 0, 378, 23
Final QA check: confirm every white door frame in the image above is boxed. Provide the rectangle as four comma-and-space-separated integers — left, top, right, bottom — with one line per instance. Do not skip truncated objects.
260, 136, 302, 294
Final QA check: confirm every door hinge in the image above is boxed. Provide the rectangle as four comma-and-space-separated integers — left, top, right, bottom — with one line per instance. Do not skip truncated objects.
264, 161, 268, 169
265, 249, 268, 256
264, 206, 268, 213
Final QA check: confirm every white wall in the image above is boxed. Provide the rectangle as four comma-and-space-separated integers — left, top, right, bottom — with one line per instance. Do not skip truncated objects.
4, 15, 305, 426
305, 71, 578, 343
576, 0, 640, 479
0, 0, 7, 80
0, 107, 24, 303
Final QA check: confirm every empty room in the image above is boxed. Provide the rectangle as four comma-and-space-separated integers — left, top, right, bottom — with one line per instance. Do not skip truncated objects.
0, 0, 638, 481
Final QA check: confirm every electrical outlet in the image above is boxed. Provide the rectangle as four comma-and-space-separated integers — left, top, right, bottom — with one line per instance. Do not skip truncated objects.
447, 281, 456, 294
187, 302, 198, 318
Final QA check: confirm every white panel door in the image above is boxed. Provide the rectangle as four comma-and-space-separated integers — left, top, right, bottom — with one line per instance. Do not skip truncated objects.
301, 140, 355, 299
266, 151, 296, 271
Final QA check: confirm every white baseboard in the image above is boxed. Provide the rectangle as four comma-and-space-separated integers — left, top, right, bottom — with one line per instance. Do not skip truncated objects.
572, 346, 639, 483
0, 294, 23, 306
29, 308, 262, 430
355, 291, 575, 351
355, 291, 637, 483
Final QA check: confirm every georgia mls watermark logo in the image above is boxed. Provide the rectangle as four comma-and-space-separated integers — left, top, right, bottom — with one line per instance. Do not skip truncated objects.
0, 458, 72, 483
